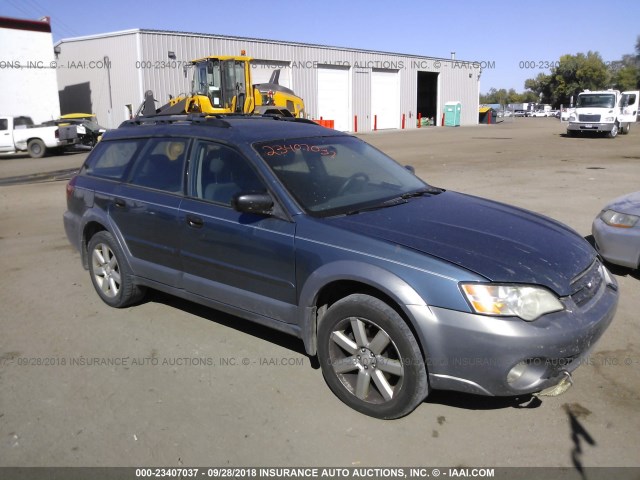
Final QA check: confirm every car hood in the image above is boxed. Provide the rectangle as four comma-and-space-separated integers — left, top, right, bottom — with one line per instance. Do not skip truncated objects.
326, 191, 595, 296
603, 191, 640, 216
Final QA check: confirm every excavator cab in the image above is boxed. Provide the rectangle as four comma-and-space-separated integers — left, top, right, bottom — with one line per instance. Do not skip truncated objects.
192, 58, 251, 113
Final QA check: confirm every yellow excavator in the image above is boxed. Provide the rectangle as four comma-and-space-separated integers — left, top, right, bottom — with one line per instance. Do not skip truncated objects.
140, 54, 305, 118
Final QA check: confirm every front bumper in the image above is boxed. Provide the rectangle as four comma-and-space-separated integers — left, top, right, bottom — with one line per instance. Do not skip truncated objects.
408, 273, 618, 396
592, 217, 640, 269
567, 122, 615, 133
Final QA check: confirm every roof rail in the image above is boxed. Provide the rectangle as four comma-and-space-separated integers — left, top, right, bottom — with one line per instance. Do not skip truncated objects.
120, 113, 319, 129
120, 114, 231, 128
266, 115, 318, 125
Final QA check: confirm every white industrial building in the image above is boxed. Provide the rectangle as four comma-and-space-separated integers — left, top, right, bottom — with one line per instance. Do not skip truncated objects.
54, 29, 482, 131
0, 16, 61, 124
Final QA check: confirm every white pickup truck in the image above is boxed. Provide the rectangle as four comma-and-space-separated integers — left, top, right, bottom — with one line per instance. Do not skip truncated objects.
0, 115, 78, 158
567, 89, 639, 138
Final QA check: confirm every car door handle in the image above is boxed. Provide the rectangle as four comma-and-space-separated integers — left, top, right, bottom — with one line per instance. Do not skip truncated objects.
186, 215, 204, 228
114, 198, 126, 208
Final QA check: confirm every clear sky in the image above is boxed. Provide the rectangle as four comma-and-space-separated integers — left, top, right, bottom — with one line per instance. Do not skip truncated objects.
2, 0, 639, 93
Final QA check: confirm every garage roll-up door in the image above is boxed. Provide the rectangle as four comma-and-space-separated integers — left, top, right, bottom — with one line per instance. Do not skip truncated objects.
317, 65, 351, 131
371, 69, 400, 130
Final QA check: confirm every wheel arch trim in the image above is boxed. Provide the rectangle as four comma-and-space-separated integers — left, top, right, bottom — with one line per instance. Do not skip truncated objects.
79, 211, 133, 273
298, 261, 435, 357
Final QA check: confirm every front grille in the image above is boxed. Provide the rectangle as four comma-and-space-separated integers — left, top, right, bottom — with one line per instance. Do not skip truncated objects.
570, 260, 603, 307
578, 114, 601, 122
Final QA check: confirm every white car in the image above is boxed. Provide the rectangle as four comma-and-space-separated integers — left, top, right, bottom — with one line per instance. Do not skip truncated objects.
592, 191, 640, 269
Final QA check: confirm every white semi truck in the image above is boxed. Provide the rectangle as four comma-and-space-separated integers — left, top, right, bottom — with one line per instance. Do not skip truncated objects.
567, 89, 639, 138
0, 115, 78, 158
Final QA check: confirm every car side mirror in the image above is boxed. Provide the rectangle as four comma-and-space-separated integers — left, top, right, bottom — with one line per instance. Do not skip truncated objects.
405, 165, 415, 174
232, 192, 274, 216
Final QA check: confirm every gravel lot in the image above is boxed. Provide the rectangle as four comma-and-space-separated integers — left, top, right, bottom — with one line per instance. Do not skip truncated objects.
1, 118, 639, 469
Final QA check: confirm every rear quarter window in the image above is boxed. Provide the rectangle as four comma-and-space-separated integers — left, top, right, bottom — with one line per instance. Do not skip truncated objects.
13, 116, 33, 127
83, 139, 146, 180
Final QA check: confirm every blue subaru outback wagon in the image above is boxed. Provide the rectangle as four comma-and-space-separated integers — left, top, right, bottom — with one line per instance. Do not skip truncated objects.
64, 114, 618, 418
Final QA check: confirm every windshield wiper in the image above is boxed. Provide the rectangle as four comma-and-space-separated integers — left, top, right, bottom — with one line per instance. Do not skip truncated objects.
345, 196, 408, 215
345, 187, 443, 215
343, 186, 444, 216
400, 186, 442, 199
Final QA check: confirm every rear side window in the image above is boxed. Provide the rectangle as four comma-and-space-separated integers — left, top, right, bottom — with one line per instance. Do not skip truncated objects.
14, 116, 33, 127
127, 138, 189, 193
84, 139, 146, 180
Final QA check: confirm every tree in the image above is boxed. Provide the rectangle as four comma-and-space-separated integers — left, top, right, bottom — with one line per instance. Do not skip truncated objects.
480, 87, 537, 105
524, 51, 610, 106
524, 73, 553, 103
487, 38, 640, 106
480, 88, 509, 104
614, 66, 639, 90
611, 54, 639, 91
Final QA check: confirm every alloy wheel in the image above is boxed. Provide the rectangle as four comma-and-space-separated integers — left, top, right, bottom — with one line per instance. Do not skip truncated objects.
91, 243, 121, 298
328, 316, 404, 404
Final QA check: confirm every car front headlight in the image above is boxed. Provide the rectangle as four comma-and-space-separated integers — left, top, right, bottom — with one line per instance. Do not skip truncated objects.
460, 283, 564, 321
600, 209, 639, 228
604, 116, 615, 122
569, 114, 576, 121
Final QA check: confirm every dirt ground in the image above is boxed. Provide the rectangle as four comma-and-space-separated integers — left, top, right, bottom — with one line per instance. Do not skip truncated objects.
1, 118, 639, 469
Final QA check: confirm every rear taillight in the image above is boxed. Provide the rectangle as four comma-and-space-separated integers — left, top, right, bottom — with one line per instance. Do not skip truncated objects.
66, 175, 78, 201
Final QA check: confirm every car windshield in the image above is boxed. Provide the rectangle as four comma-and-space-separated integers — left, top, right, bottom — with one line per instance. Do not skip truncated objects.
577, 94, 616, 108
254, 136, 430, 217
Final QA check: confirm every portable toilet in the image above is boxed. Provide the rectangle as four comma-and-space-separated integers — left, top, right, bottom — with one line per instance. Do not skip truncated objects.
444, 101, 462, 126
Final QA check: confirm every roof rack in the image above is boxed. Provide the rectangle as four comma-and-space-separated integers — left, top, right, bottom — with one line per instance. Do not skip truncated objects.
266, 115, 318, 125
120, 113, 230, 128
119, 114, 319, 129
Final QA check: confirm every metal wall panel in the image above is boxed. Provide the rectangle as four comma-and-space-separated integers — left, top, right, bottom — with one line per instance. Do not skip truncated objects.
55, 31, 140, 128
57, 29, 481, 131
352, 63, 370, 133
0, 27, 61, 123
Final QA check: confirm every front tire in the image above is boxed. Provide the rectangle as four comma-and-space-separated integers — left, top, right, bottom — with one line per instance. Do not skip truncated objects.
317, 294, 428, 419
27, 139, 46, 158
87, 231, 145, 308
608, 123, 619, 138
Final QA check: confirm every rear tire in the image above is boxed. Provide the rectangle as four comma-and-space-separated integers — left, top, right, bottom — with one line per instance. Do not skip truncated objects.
27, 139, 46, 158
87, 231, 145, 308
317, 294, 428, 419
621, 123, 630, 135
